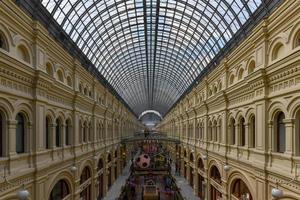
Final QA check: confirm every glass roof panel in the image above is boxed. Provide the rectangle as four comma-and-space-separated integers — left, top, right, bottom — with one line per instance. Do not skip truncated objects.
40, 0, 264, 116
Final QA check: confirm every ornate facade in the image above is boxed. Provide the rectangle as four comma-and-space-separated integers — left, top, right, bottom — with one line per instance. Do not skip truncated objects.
158, 1, 300, 200
0, 1, 141, 199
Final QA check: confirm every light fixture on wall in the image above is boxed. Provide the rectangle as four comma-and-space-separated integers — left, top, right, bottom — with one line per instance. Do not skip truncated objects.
271, 164, 300, 199
70, 165, 77, 172
2, 166, 30, 200
224, 164, 230, 172
202, 154, 208, 160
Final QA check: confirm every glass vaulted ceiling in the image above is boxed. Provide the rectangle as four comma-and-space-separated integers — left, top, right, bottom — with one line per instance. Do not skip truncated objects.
41, 0, 262, 116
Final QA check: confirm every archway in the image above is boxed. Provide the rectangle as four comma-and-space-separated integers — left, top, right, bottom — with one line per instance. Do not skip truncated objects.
231, 178, 252, 200
210, 166, 222, 200
80, 167, 92, 200
48, 179, 70, 200
97, 159, 104, 200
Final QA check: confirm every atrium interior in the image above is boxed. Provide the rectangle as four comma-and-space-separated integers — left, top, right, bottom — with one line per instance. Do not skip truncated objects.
0, 0, 300, 199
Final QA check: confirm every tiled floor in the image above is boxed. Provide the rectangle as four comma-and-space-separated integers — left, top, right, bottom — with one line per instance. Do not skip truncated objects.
103, 162, 201, 200
103, 163, 131, 200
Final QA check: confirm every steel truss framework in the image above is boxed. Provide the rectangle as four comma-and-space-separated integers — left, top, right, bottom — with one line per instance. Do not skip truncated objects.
17, 0, 282, 116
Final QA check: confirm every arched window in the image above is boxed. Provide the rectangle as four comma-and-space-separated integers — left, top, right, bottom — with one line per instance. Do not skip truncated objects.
16, 45, 30, 63
249, 115, 256, 148
213, 120, 218, 142
57, 70, 64, 82
80, 167, 91, 200
45, 116, 51, 149
65, 119, 71, 146
293, 30, 300, 48
49, 180, 70, 200
55, 119, 62, 147
0, 111, 4, 157
84, 87, 88, 95
229, 74, 235, 85
114, 150, 118, 158
88, 122, 92, 141
239, 117, 245, 146
83, 121, 87, 143
198, 158, 204, 171
98, 159, 104, 171
16, 113, 25, 154
229, 118, 236, 145
238, 68, 244, 80
248, 60, 255, 74
46, 63, 53, 76
66, 76, 72, 87
232, 179, 252, 200
275, 112, 285, 153
0, 31, 8, 51
189, 153, 194, 162
217, 119, 222, 143
210, 166, 221, 184
107, 153, 112, 163
79, 83, 83, 93
295, 110, 300, 156
208, 121, 213, 141
218, 82, 222, 91
272, 43, 284, 60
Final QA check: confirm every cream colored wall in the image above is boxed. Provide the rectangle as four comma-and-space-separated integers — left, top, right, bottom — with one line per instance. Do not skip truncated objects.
159, 1, 300, 200
0, 1, 142, 200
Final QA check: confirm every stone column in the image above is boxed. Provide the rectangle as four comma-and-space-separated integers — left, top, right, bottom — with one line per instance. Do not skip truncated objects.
268, 121, 273, 152
61, 124, 66, 147
283, 119, 294, 155
235, 123, 239, 146
7, 120, 17, 156
245, 123, 249, 148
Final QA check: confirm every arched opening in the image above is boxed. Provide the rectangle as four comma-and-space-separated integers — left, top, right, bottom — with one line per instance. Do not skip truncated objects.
79, 83, 83, 93
249, 115, 256, 148
80, 167, 92, 200
16, 44, 30, 63
55, 118, 62, 147
66, 76, 72, 87
0, 111, 5, 157
210, 166, 222, 200
107, 153, 112, 189
213, 120, 218, 142
16, 113, 25, 154
238, 68, 244, 80
197, 159, 205, 199
49, 179, 70, 200
239, 117, 245, 146
295, 109, 300, 156
46, 62, 53, 76
65, 119, 71, 146
272, 43, 284, 60
229, 118, 236, 145
97, 159, 104, 199
217, 119, 222, 143
275, 111, 285, 153
84, 87, 88, 95
83, 121, 87, 143
88, 122, 92, 141
208, 121, 213, 141
57, 70, 64, 82
229, 74, 235, 85
45, 116, 51, 149
248, 60, 255, 74
0, 31, 8, 51
231, 179, 252, 200
293, 30, 300, 48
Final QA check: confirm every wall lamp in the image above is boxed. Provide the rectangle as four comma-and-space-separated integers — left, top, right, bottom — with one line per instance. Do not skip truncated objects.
2, 166, 29, 200
271, 164, 300, 199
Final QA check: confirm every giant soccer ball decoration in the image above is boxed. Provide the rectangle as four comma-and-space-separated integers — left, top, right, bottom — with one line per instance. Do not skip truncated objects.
135, 154, 151, 168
